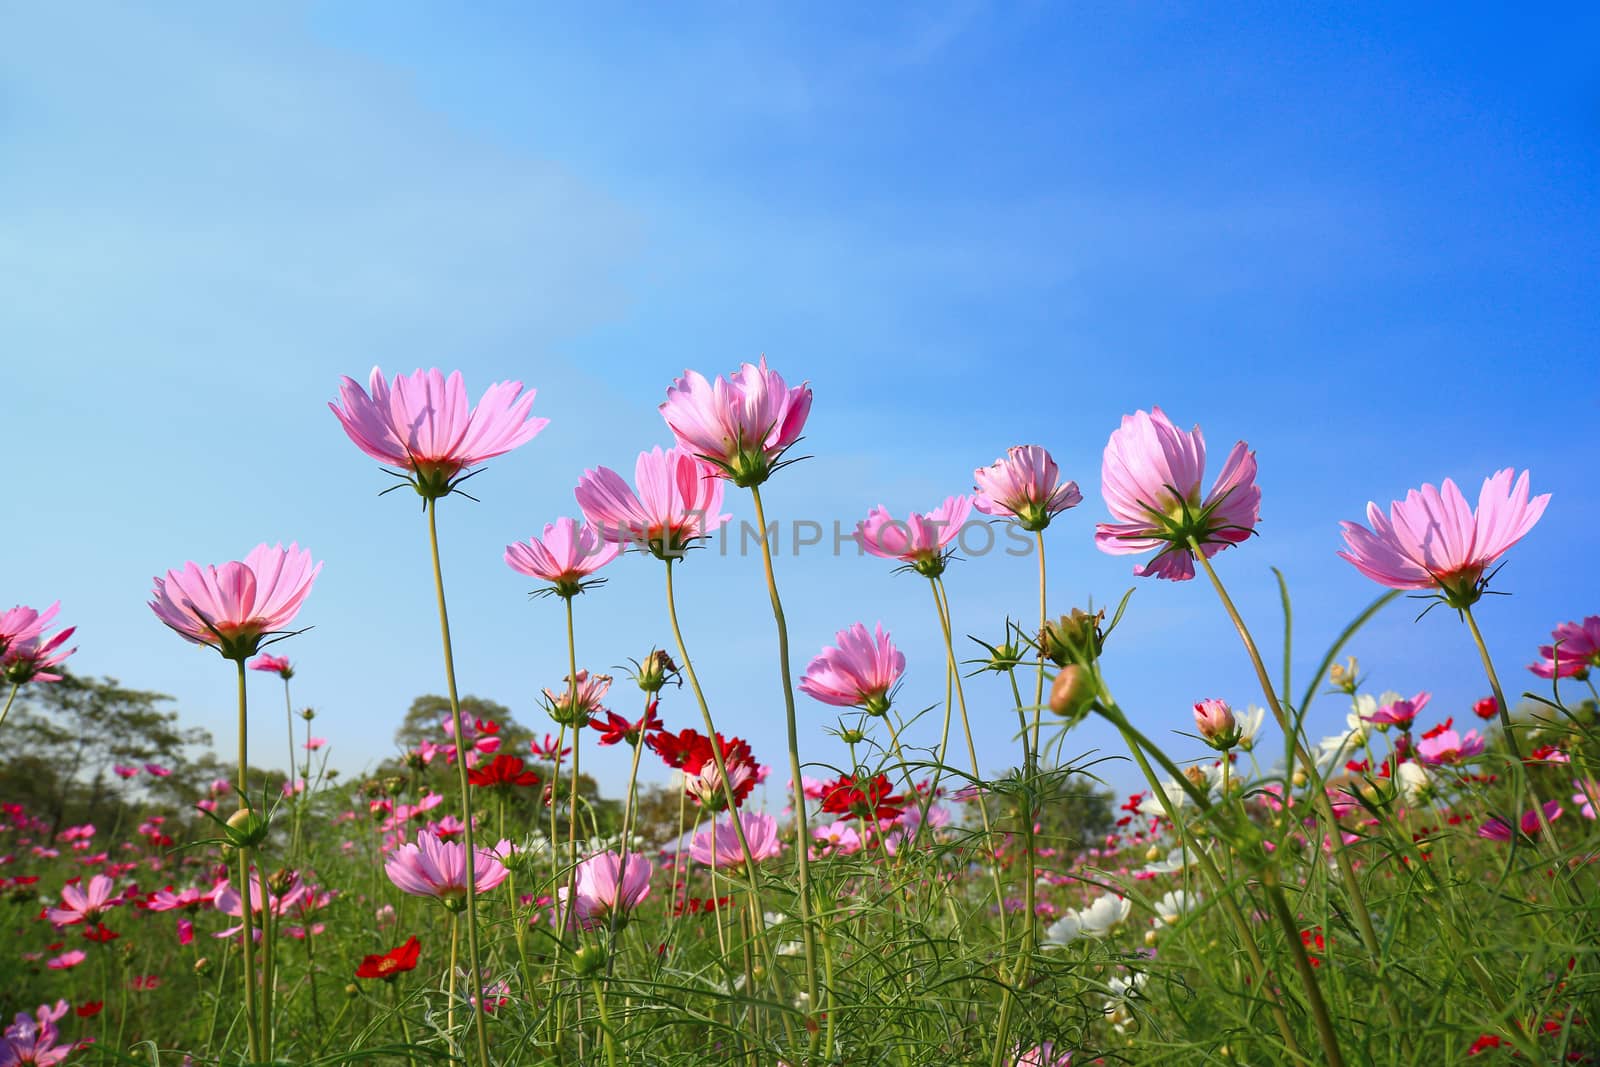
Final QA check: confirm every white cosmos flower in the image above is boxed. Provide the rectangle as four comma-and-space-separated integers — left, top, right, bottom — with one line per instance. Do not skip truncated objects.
1236, 705, 1266, 751
1077, 892, 1131, 938
1042, 911, 1082, 947
1136, 779, 1190, 816
1396, 761, 1431, 805
1139, 846, 1198, 876
1152, 889, 1199, 924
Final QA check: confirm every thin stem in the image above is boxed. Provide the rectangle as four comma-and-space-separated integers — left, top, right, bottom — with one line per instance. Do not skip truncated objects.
663, 557, 793, 1045
426, 497, 493, 1067
234, 659, 263, 1064
1190, 538, 1406, 1046
1262, 868, 1346, 1067
283, 677, 299, 862
605, 718, 649, 980
565, 594, 583, 954
256, 860, 278, 1060
748, 484, 820, 1015
0, 683, 19, 733
1032, 531, 1047, 762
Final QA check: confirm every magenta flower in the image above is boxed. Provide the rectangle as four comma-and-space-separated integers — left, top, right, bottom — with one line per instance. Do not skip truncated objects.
558, 851, 652, 929
798, 622, 905, 716
248, 653, 294, 679
660, 357, 812, 487
46, 874, 117, 925
384, 830, 509, 911
541, 670, 612, 728
1, 624, 76, 686
1364, 692, 1431, 730
330, 367, 548, 499
504, 517, 621, 598
212, 877, 309, 939
43, 951, 84, 971
1013, 1043, 1073, 1067
855, 496, 974, 577
575, 447, 730, 561
143, 763, 171, 778
1095, 407, 1260, 581
1530, 616, 1600, 680
112, 765, 140, 780
1478, 800, 1563, 842
973, 445, 1082, 532
1572, 780, 1598, 820
689, 811, 783, 868
1337, 469, 1549, 608
149, 543, 321, 661
1416, 728, 1486, 766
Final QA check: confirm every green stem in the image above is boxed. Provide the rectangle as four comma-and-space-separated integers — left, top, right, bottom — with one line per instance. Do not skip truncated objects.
426, 498, 492, 1067
592, 978, 620, 1067
564, 593, 584, 945
748, 485, 820, 1017
1032, 531, 1047, 762
928, 577, 1013, 1063
663, 557, 793, 1046
283, 676, 299, 863
234, 659, 263, 1064
1262, 868, 1346, 1067
256, 859, 278, 1060
606, 716, 649, 980
0, 683, 19, 733
1190, 539, 1404, 1044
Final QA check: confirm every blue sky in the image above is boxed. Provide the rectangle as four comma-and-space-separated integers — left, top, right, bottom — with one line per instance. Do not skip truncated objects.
3, 3, 1597, 803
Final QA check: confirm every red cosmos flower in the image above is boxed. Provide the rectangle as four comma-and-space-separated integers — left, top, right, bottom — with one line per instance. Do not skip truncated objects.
590, 701, 662, 747
81, 923, 119, 943
1301, 926, 1326, 968
819, 773, 904, 822
76, 1001, 103, 1018
649, 727, 759, 798
1420, 717, 1454, 741
355, 935, 422, 980
1473, 696, 1499, 721
466, 755, 540, 790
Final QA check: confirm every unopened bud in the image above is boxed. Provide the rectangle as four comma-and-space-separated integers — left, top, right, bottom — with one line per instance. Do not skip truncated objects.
299, 706, 316, 721
1049, 666, 1095, 721
1144, 928, 1158, 947
194, 957, 213, 976
1040, 609, 1105, 668
571, 945, 606, 978
1193, 699, 1241, 751
268, 868, 297, 897
1292, 769, 1308, 788
1183, 766, 1208, 791
635, 649, 680, 693
224, 807, 269, 850
838, 728, 867, 745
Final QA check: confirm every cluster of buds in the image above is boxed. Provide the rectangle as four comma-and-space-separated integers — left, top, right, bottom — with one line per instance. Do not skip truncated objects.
1039, 608, 1106, 668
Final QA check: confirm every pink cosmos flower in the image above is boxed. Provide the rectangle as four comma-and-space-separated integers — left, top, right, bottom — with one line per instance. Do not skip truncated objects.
689, 811, 783, 868
575, 447, 731, 560
541, 670, 612, 728
504, 517, 621, 597
1095, 407, 1260, 581
1365, 692, 1431, 730
330, 367, 547, 499
798, 622, 905, 716
0, 1003, 73, 1065
148, 543, 321, 661
212, 877, 308, 939
0, 612, 76, 686
1416, 728, 1486, 766
1478, 800, 1563, 842
143, 764, 171, 778
384, 830, 509, 910
47, 874, 117, 925
529, 734, 571, 763
660, 357, 812, 487
44, 950, 85, 971
684, 760, 757, 812
1013, 1042, 1073, 1067
855, 496, 974, 577
558, 851, 652, 929
1530, 616, 1600, 680
0, 603, 61, 660
1337, 469, 1549, 608
304, 737, 326, 751
973, 445, 1082, 532
1571, 780, 1598, 820
112, 765, 139, 780
145, 885, 214, 912
812, 821, 862, 855
248, 653, 294, 679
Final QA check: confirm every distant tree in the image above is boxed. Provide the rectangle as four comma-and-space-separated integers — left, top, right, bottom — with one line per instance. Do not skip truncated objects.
980, 770, 1115, 855
0, 673, 211, 833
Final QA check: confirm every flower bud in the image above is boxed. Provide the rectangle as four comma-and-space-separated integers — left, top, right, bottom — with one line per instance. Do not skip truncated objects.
838, 727, 867, 745
1193, 699, 1241, 751
1049, 666, 1095, 721
635, 649, 681, 693
570, 945, 606, 978
224, 807, 269, 850
194, 957, 213, 976
1144, 928, 1158, 947
1039, 609, 1105, 668
299, 706, 317, 721
268, 868, 297, 897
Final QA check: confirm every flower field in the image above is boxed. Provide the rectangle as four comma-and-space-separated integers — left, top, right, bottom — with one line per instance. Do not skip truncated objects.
1, 362, 1597, 1067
